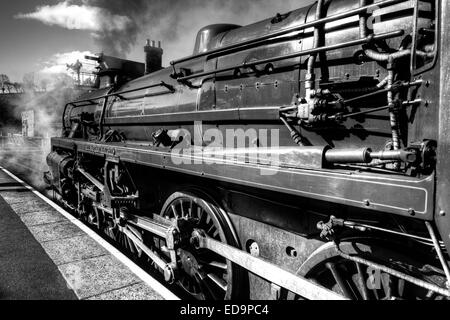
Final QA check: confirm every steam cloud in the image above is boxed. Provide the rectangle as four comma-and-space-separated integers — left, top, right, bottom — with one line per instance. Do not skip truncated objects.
0, 76, 80, 188
16, 0, 312, 58
40, 50, 96, 77
15, 0, 153, 57
15, 1, 131, 32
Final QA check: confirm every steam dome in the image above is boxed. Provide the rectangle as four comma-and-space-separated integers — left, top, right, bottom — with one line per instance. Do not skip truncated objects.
193, 24, 241, 54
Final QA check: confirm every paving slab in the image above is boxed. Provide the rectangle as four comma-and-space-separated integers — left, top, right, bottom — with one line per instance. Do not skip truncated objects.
59, 255, 142, 299
0, 191, 36, 205
42, 235, 109, 265
10, 199, 54, 215
28, 221, 86, 243
20, 210, 68, 227
88, 282, 163, 300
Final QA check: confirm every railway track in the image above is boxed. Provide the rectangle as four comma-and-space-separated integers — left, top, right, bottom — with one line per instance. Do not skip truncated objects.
0, 151, 184, 300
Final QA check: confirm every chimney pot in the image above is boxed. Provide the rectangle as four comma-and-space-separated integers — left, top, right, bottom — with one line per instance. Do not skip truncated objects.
144, 38, 163, 75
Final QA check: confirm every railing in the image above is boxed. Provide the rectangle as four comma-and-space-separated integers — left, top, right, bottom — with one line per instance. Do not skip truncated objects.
176, 30, 404, 82
0, 135, 47, 150
62, 81, 176, 133
170, 0, 409, 71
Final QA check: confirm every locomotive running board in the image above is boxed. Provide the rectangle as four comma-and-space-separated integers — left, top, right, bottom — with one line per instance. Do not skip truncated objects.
52, 138, 434, 220
190, 230, 347, 300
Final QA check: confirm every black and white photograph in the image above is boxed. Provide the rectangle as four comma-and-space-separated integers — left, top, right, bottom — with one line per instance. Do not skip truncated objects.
0, 0, 448, 314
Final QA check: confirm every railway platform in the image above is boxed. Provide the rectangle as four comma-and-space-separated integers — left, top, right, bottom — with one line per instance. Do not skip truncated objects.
0, 167, 178, 300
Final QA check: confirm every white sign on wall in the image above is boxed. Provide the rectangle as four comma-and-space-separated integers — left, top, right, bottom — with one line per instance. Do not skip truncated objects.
22, 110, 35, 137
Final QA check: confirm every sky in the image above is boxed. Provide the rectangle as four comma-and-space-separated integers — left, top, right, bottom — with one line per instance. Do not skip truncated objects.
0, 0, 313, 83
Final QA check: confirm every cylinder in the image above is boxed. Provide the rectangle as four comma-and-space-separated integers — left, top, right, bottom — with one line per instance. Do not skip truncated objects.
46, 152, 74, 177
325, 148, 372, 164
286, 146, 330, 169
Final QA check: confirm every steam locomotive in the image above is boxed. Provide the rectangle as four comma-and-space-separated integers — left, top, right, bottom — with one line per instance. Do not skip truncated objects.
44, 0, 450, 300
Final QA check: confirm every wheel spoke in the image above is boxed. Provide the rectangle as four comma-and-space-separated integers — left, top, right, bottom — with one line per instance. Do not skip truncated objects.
356, 262, 369, 300
198, 207, 204, 222
206, 261, 228, 270
194, 272, 220, 300
326, 262, 355, 299
206, 223, 215, 235
381, 273, 392, 300
372, 287, 380, 300
180, 200, 186, 217
189, 200, 194, 216
425, 289, 436, 300
207, 273, 228, 291
396, 278, 405, 298
171, 204, 178, 218
129, 227, 143, 253
126, 236, 136, 254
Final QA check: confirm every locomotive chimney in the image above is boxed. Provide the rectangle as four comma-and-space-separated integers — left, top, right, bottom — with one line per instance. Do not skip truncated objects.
144, 39, 163, 75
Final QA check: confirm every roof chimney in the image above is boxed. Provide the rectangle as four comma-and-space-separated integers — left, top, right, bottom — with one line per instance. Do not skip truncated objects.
144, 39, 163, 75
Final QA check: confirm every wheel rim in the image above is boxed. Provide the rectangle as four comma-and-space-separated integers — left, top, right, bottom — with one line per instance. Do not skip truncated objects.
157, 192, 239, 300
288, 241, 449, 300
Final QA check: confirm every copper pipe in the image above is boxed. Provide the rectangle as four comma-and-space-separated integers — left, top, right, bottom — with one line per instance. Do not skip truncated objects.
359, 0, 369, 38
280, 116, 308, 147
306, 0, 325, 91
387, 57, 402, 173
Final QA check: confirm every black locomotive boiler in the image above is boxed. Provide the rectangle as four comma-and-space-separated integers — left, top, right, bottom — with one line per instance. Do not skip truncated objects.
45, 0, 450, 300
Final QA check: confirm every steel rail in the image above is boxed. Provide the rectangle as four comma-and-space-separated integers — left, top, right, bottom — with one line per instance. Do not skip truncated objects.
170, 0, 408, 66
176, 30, 404, 82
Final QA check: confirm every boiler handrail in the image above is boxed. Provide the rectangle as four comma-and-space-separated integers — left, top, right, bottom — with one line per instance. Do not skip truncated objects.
62, 81, 176, 131
176, 30, 404, 82
170, 0, 408, 68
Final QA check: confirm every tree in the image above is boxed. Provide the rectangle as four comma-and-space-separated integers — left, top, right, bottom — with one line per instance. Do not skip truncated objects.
23, 73, 36, 91
0, 74, 10, 93
13, 83, 23, 93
